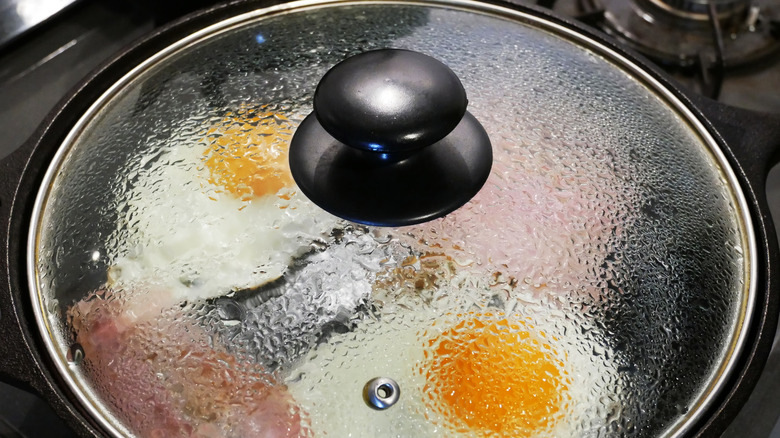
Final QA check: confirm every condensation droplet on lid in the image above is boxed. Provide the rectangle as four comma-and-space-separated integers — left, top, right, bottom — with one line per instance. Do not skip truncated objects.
67, 344, 84, 365
216, 298, 245, 323
46, 298, 59, 314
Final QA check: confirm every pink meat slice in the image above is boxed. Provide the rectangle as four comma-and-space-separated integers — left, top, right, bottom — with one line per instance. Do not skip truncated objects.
398, 141, 628, 296
69, 288, 310, 438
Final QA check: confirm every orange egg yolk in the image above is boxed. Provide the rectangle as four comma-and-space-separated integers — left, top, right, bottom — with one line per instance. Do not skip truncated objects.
424, 314, 568, 436
202, 108, 294, 200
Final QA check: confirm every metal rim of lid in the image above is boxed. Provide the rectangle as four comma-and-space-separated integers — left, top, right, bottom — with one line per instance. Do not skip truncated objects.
24, 0, 757, 436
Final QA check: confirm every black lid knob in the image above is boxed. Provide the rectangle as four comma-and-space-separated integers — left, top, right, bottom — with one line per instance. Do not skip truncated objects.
289, 49, 492, 227
314, 49, 468, 153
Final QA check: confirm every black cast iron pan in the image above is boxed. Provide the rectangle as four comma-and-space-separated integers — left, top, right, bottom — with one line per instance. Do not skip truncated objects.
1, 0, 780, 436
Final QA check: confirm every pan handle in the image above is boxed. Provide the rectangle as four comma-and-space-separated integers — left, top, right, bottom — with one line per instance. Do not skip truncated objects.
685, 95, 780, 436
0, 142, 100, 437
0, 141, 42, 391
686, 93, 780, 188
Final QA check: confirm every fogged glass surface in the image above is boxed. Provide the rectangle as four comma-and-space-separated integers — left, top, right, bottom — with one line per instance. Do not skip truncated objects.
35, 2, 746, 437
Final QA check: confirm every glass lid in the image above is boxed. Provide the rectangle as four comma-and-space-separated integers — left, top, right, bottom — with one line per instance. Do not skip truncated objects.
29, 0, 754, 437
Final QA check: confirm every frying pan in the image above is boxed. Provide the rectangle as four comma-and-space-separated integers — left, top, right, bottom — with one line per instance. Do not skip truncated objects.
2, 0, 780, 436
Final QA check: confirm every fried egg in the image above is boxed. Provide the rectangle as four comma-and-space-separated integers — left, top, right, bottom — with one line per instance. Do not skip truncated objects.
423, 314, 568, 436
286, 302, 619, 437
108, 105, 338, 305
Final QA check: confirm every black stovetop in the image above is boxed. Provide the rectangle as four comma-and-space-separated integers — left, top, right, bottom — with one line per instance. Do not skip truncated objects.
1, 0, 779, 437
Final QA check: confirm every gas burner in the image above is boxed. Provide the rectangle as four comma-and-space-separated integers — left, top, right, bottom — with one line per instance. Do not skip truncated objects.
649, 0, 750, 20
580, 0, 780, 72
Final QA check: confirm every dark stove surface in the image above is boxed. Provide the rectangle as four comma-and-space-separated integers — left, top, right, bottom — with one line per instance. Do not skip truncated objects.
0, 1, 201, 437
0, 0, 81, 49
1, 0, 779, 437
547, 0, 780, 113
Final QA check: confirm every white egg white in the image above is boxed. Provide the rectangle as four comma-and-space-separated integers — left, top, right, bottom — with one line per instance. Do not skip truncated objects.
107, 129, 339, 305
